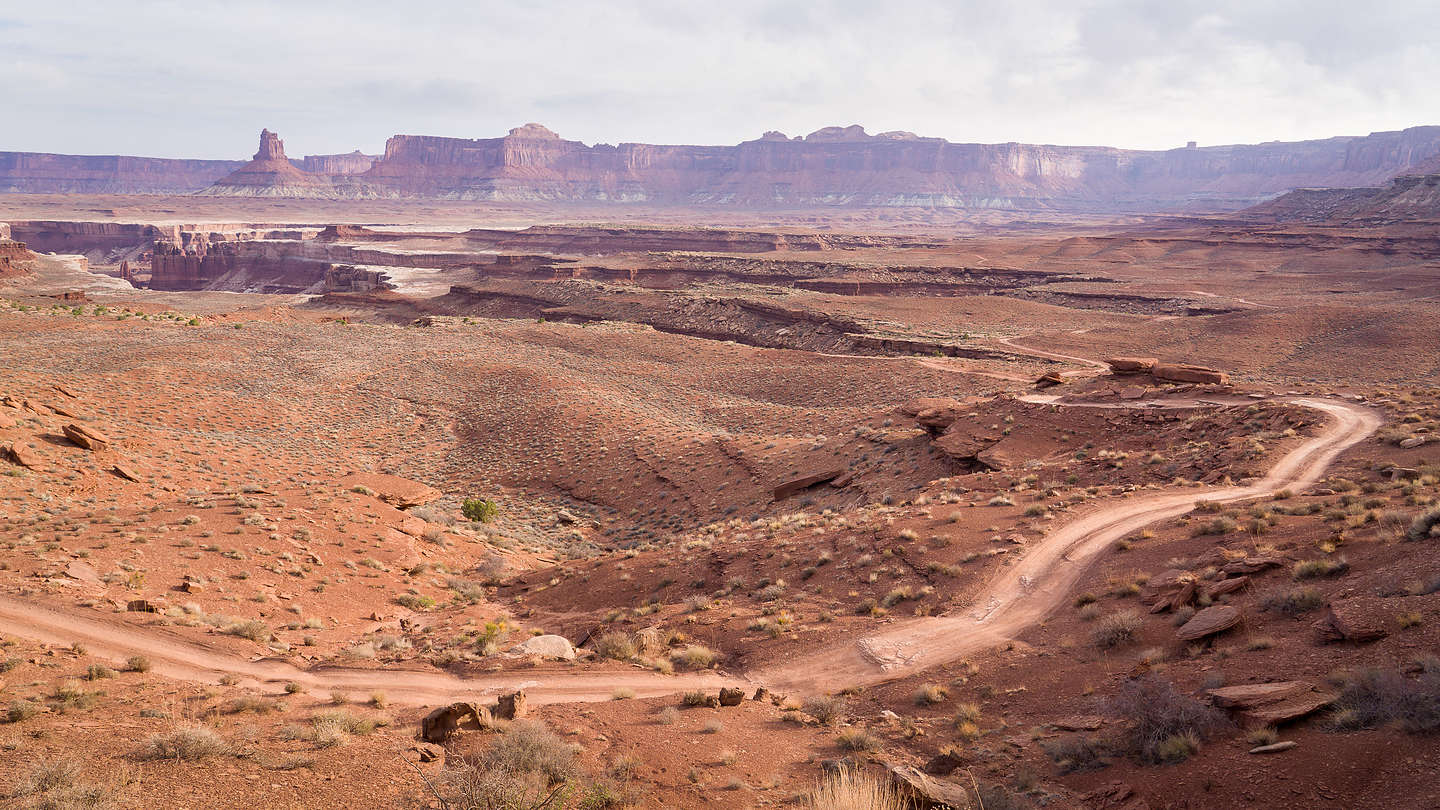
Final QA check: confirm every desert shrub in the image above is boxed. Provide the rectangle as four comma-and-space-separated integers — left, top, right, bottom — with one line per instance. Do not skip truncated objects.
1106, 675, 1227, 763
1153, 732, 1200, 763
393, 593, 436, 611
680, 690, 710, 707
1091, 610, 1142, 649
223, 619, 272, 643
11, 757, 113, 808
806, 770, 903, 810
1043, 734, 1109, 772
913, 683, 948, 706
125, 656, 152, 673
1293, 558, 1348, 579
141, 725, 228, 760
6, 699, 40, 723
1328, 668, 1440, 733
803, 694, 846, 725
485, 721, 579, 785
461, 498, 500, 523
670, 645, 716, 670
224, 696, 275, 714
592, 631, 636, 661
1192, 517, 1236, 537
84, 664, 114, 681
836, 728, 881, 752
1408, 507, 1440, 542
1259, 586, 1326, 615
955, 702, 982, 724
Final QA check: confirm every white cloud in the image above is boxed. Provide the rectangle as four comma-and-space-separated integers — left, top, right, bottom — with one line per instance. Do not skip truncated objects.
1, 0, 1436, 157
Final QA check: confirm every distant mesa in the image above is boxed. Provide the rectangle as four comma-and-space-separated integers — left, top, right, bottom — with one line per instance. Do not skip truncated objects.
11, 121, 1440, 211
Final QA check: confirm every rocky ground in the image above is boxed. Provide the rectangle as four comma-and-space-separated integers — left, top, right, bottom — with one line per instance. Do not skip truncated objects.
1, 202, 1438, 809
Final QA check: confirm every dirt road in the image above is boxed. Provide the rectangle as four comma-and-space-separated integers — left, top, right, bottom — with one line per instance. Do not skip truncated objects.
0, 397, 1378, 704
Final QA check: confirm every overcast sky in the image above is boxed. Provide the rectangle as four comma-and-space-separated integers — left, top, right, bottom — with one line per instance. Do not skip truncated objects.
3, 0, 1437, 159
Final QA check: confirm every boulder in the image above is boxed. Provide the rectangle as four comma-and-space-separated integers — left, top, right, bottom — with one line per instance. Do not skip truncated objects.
1108, 357, 1158, 374
773, 469, 844, 500
111, 463, 142, 482
1204, 576, 1250, 600
62, 423, 110, 451
1399, 437, 1427, 449
752, 687, 769, 702
888, 765, 975, 808
1208, 681, 1334, 727
3, 441, 43, 468
342, 472, 442, 508
1035, 371, 1065, 388
1119, 385, 1149, 400
126, 599, 161, 613
421, 702, 491, 742
1152, 364, 1230, 385
494, 690, 528, 720
1051, 715, 1104, 731
1175, 605, 1242, 641
718, 688, 746, 706
1313, 597, 1391, 643
1207, 681, 1311, 709
509, 635, 576, 660
1222, 556, 1285, 576
1249, 740, 1298, 754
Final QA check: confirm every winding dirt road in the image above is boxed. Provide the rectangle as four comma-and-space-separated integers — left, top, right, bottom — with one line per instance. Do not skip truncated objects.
0, 396, 1378, 705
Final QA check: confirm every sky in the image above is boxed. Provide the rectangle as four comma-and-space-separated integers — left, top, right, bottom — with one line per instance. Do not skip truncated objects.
2, 0, 1437, 159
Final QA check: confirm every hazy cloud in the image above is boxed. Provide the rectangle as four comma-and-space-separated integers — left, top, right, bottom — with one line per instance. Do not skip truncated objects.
1, 0, 1436, 158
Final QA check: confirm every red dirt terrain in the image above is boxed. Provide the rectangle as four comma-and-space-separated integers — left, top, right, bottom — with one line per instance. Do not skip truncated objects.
1, 196, 1439, 809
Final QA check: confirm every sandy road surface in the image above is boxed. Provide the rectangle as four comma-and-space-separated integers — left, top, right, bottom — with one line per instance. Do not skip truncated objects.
0, 397, 1377, 704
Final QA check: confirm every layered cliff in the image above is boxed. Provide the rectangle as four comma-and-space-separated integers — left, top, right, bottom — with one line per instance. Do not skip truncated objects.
8, 122, 1440, 211
351, 123, 1440, 211
0, 152, 241, 194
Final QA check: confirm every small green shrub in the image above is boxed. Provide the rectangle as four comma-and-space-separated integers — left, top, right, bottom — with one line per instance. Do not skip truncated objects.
461, 498, 500, 523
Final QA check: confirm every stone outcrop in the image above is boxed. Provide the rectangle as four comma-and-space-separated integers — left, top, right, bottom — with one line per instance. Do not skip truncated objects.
773, 469, 845, 500
62, 423, 110, 451
1108, 357, 1159, 374
1207, 681, 1334, 727
343, 472, 442, 508
1152, 363, 1231, 385
1175, 605, 1243, 640
888, 765, 976, 808
1313, 597, 1395, 643
0, 238, 36, 278
421, 702, 492, 742
508, 635, 576, 660
199, 130, 337, 198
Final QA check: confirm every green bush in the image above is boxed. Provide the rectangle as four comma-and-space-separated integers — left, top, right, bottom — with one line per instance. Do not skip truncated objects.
461, 498, 500, 523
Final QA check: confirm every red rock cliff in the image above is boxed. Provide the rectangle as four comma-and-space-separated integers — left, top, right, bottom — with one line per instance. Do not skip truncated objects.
356, 123, 1440, 211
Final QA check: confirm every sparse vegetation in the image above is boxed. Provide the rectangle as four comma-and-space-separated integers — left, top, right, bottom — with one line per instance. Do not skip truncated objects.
1092, 610, 1143, 650
806, 770, 903, 810
141, 725, 228, 760
1106, 675, 1227, 763
1259, 586, 1327, 615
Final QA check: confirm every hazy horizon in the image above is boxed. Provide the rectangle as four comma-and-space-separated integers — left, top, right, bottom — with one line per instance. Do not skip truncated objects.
4, 0, 1438, 159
